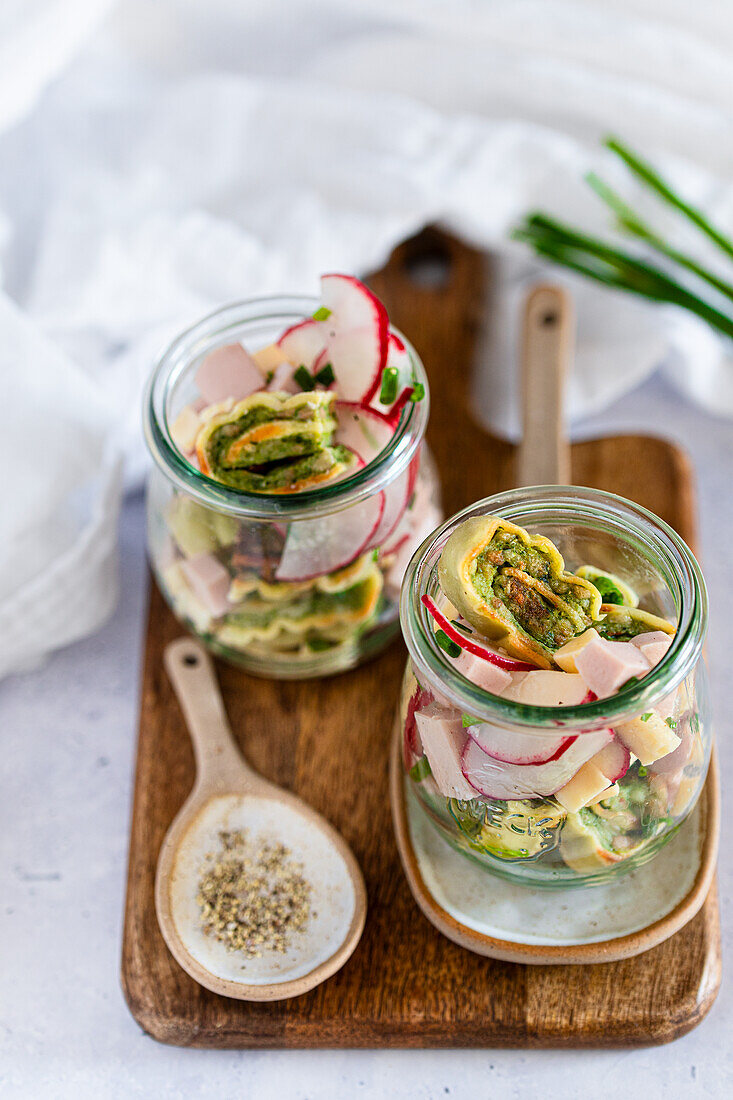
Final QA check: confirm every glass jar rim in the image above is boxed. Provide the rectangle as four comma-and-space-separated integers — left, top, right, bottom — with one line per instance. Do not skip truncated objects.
143, 294, 430, 520
400, 485, 708, 732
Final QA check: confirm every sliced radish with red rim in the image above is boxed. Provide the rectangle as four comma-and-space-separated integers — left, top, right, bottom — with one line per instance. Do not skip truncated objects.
319, 274, 389, 403
421, 595, 537, 672
367, 452, 419, 551
335, 401, 394, 463
275, 490, 385, 581
277, 318, 325, 369
466, 723, 577, 766
461, 727, 614, 799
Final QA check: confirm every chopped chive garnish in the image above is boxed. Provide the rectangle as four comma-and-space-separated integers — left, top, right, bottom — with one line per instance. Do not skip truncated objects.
435, 629, 461, 658
371, 548, 379, 562
312, 306, 332, 321
665, 717, 678, 730
451, 619, 473, 636
265, 370, 274, 384
294, 365, 315, 391
638, 765, 648, 777
409, 756, 432, 782
379, 366, 399, 405
690, 712, 700, 733
410, 382, 425, 402
640, 712, 653, 722
462, 714, 478, 728
314, 361, 335, 387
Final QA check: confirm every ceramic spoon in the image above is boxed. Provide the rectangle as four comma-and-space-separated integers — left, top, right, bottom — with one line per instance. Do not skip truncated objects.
155, 637, 367, 1001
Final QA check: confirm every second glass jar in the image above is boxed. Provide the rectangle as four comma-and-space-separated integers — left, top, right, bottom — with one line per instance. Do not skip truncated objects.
145, 297, 440, 678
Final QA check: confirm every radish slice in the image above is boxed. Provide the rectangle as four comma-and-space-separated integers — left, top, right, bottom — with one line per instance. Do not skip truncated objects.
277, 319, 325, 368
461, 728, 614, 799
591, 739, 631, 783
421, 595, 537, 672
467, 723, 576, 766
335, 401, 394, 463
365, 331, 412, 411
275, 491, 385, 581
367, 453, 419, 551
320, 274, 389, 402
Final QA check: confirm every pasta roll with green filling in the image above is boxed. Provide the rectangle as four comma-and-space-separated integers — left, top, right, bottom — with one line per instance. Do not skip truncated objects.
195, 390, 354, 492
594, 603, 676, 641
438, 515, 603, 668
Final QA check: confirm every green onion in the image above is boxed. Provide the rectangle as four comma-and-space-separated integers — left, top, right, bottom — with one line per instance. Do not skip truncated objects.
379, 367, 399, 405
638, 765, 648, 777
605, 137, 733, 261
409, 756, 432, 782
410, 383, 425, 402
512, 136, 733, 342
435, 629, 461, 658
462, 714, 478, 728
312, 306, 332, 321
640, 712, 653, 722
371, 548, 379, 562
294, 365, 315, 391
665, 717, 678, 730
314, 362, 335, 387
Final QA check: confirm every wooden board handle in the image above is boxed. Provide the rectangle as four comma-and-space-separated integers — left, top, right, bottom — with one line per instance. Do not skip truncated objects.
164, 637, 253, 790
516, 285, 573, 487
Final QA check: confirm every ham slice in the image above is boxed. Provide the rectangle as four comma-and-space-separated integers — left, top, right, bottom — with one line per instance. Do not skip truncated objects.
630, 630, 673, 667
180, 553, 231, 618
196, 344, 264, 404
266, 361, 298, 393
574, 633, 650, 698
454, 649, 512, 694
415, 704, 476, 800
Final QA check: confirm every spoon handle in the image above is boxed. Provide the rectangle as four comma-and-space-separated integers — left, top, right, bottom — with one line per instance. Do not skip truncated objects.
164, 637, 254, 791
516, 284, 573, 487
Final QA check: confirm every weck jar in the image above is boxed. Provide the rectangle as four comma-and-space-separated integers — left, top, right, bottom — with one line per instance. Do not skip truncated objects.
144, 296, 440, 679
398, 486, 711, 887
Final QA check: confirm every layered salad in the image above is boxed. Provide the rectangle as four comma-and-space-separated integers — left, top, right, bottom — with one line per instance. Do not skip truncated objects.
403, 514, 706, 879
155, 275, 439, 669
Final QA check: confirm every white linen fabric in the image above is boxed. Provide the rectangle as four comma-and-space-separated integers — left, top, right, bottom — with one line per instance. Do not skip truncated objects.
1, 0, 731, 675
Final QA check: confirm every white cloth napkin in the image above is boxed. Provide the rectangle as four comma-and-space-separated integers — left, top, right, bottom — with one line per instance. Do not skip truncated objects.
1, 0, 732, 675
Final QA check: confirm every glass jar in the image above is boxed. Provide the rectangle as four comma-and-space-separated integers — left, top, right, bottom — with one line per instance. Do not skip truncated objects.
399, 486, 710, 887
144, 296, 440, 679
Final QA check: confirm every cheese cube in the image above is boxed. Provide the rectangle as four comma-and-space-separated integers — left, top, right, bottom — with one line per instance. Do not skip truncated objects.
170, 405, 201, 454
501, 670, 588, 707
616, 711, 681, 765
253, 342, 288, 372
554, 628, 598, 674
555, 762, 612, 812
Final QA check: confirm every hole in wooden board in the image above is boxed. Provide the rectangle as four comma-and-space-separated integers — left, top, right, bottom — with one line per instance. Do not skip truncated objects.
403, 239, 452, 290
183, 653, 199, 667
541, 311, 558, 326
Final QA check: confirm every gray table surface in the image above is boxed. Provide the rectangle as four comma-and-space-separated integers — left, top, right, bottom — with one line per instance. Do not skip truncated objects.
1, 374, 731, 1098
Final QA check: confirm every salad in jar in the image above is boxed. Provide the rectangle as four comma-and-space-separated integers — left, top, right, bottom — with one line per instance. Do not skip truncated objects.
145, 275, 440, 678
399, 489, 710, 886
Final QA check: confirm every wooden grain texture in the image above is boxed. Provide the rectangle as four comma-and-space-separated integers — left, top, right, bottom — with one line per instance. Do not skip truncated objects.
121, 228, 720, 1047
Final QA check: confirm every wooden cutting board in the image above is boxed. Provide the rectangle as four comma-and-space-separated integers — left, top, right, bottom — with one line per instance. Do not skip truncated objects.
121, 229, 720, 1047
